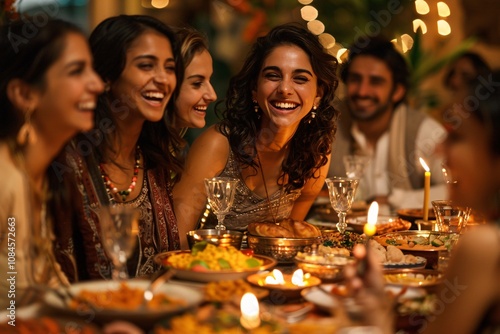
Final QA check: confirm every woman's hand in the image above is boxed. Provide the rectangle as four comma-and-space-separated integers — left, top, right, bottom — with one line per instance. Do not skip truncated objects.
343, 243, 395, 333
102, 321, 145, 334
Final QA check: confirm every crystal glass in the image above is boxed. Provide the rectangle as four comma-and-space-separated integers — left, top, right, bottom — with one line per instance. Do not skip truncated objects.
343, 155, 368, 202
432, 200, 471, 233
100, 205, 139, 280
441, 162, 458, 185
204, 177, 239, 231
325, 177, 359, 233
343, 155, 369, 179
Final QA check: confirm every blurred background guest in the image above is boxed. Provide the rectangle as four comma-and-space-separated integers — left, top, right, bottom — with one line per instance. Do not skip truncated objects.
0, 17, 103, 308
327, 37, 447, 213
173, 23, 339, 249
53, 15, 181, 281
166, 26, 217, 181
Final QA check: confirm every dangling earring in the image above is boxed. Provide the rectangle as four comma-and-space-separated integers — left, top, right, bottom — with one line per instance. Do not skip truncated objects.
104, 82, 111, 93
17, 107, 37, 146
308, 105, 317, 124
253, 100, 260, 119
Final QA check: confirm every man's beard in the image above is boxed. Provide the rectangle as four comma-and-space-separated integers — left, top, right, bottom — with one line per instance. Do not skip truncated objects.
348, 96, 393, 122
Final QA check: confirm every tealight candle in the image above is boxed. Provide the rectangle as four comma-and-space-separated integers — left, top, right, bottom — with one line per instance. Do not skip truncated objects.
419, 157, 431, 221
240, 292, 261, 330
264, 269, 285, 285
291, 269, 306, 286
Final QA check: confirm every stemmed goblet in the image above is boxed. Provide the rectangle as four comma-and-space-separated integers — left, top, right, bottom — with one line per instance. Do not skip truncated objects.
100, 205, 140, 280
343, 155, 368, 202
325, 177, 359, 233
204, 177, 239, 231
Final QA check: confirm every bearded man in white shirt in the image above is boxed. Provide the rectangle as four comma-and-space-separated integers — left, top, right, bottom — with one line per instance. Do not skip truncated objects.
329, 37, 447, 212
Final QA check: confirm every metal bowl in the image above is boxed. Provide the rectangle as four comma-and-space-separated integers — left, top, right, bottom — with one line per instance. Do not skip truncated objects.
186, 229, 243, 249
246, 235, 321, 264
294, 255, 354, 282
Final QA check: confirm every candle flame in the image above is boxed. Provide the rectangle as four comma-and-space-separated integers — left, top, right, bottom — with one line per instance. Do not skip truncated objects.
240, 292, 260, 329
265, 269, 285, 285
291, 269, 306, 286
364, 201, 378, 237
419, 157, 430, 172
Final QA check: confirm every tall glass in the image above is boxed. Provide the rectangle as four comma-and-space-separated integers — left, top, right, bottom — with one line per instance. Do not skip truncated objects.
204, 177, 239, 231
343, 155, 368, 202
100, 205, 139, 280
325, 177, 359, 233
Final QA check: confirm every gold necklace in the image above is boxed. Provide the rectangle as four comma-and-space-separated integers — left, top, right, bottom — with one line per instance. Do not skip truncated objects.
256, 151, 283, 224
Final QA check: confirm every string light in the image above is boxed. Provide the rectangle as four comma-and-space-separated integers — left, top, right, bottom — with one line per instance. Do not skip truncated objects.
415, 0, 430, 15
298, 0, 451, 57
437, 2, 450, 17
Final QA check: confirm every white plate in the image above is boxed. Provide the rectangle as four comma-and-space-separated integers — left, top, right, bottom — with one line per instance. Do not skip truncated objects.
301, 284, 341, 313
155, 251, 277, 283
383, 256, 427, 269
43, 280, 202, 326
302, 284, 427, 314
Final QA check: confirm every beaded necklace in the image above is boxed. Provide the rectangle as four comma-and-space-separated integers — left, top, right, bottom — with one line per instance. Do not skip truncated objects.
99, 146, 141, 202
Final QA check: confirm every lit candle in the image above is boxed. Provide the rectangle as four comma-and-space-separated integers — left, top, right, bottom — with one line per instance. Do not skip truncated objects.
419, 157, 431, 221
364, 201, 379, 237
240, 292, 261, 330
264, 269, 285, 285
291, 269, 306, 286
358, 201, 378, 276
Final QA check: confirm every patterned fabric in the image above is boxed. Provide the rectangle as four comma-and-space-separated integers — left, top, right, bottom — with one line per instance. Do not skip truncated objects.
202, 149, 302, 231
53, 148, 179, 281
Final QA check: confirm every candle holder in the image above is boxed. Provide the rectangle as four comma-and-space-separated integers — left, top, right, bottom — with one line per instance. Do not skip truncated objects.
246, 269, 321, 301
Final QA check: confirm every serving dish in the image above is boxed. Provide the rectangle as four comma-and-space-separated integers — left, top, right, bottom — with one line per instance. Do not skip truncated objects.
247, 235, 321, 264
155, 250, 276, 282
186, 229, 243, 249
246, 270, 321, 301
397, 208, 435, 223
294, 254, 354, 282
383, 256, 427, 270
347, 216, 412, 235
43, 280, 202, 327
383, 269, 443, 290
301, 284, 427, 315
374, 231, 458, 251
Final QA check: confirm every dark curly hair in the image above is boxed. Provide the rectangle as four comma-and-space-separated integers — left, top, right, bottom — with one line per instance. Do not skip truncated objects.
216, 22, 339, 192
88, 14, 183, 174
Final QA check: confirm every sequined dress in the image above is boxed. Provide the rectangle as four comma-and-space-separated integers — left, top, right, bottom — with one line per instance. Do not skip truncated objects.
202, 150, 302, 231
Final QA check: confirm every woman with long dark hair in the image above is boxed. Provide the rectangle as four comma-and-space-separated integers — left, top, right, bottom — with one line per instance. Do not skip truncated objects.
53, 15, 182, 281
0, 17, 103, 307
174, 23, 339, 249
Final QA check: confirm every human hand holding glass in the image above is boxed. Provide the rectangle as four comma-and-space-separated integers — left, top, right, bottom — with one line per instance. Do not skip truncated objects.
204, 177, 238, 230
100, 205, 139, 280
325, 177, 359, 233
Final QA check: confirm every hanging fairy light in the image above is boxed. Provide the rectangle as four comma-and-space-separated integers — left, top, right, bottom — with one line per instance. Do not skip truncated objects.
300, 5, 318, 22
415, 0, 430, 15
437, 2, 451, 17
437, 20, 451, 36
412, 18, 428, 34
308, 20, 325, 35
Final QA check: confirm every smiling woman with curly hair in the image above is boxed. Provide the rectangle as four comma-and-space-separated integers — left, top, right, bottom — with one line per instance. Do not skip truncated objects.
173, 23, 339, 249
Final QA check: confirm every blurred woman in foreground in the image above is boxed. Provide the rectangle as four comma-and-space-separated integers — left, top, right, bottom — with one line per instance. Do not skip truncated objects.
0, 18, 103, 308
345, 72, 500, 333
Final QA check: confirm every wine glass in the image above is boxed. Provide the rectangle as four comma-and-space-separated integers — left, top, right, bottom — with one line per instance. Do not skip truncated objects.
204, 177, 239, 231
325, 177, 359, 233
343, 155, 368, 202
99, 205, 139, 280
343, 155, 368, 179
